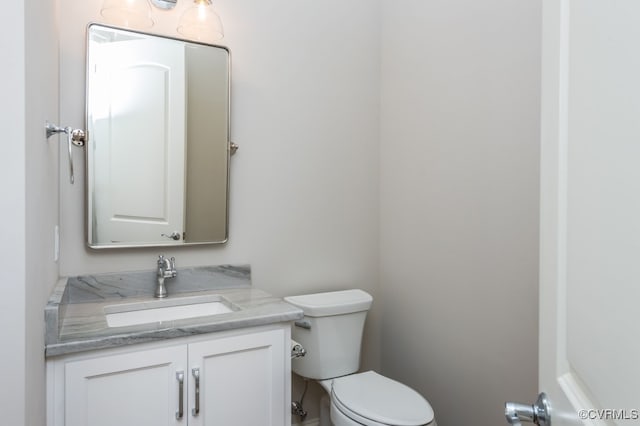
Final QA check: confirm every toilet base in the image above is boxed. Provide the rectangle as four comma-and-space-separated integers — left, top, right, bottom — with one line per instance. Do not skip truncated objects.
320, 393, 331, 426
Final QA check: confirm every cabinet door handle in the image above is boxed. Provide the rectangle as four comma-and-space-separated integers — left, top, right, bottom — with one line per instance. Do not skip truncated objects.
192, 367, 200, 417
176, 371, 184, 420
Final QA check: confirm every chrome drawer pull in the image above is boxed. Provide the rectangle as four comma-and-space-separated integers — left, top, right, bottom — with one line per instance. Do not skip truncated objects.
176, 371, 184, 420
192, 368, 200, 416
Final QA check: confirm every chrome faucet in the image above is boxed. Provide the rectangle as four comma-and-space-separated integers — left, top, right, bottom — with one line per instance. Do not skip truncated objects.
155, 255, 177, 298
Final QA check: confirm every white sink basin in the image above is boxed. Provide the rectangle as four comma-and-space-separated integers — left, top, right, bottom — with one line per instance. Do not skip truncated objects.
104, 295, 235, 327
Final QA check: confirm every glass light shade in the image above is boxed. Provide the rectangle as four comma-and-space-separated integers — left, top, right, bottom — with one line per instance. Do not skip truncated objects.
101, 0, 154, 29
177, 0, 224, 43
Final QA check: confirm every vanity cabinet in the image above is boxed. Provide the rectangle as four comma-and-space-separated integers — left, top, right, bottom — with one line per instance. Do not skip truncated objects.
47, 325, 290, 426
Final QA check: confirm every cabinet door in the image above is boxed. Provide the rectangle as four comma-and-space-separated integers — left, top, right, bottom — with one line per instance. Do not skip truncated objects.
64, 345, 187, 426
188, 328, 288, 426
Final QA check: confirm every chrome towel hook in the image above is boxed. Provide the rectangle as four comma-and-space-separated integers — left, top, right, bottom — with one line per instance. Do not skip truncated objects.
45, 122, 86, 184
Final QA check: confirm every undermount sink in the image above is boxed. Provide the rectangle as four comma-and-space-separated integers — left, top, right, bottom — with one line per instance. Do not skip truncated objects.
104, 295, 235, 328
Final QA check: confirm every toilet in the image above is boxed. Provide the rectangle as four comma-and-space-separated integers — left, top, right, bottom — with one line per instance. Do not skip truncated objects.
285, 289, 436, 426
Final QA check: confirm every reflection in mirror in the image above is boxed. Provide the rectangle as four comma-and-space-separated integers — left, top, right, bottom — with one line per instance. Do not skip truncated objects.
86, 24, 230, 248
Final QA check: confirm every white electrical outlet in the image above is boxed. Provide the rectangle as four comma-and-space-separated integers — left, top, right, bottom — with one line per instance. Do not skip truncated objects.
54, 225, 59, 262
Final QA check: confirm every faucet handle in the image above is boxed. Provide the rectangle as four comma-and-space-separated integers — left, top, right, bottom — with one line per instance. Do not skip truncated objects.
158, 254, 165, 265
169, 257, 177, 275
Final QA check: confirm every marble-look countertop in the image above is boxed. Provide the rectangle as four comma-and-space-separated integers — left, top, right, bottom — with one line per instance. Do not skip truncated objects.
45, 265, 303, 357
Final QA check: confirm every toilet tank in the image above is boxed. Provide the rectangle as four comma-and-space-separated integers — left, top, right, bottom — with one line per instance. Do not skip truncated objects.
284, 289, 373, 380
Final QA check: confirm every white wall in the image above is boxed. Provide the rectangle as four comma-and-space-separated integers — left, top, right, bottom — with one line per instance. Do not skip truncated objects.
58, 0, 382, 420
379, 1, 540, 426
0, 0, 60, 424
0, 2, 27, 425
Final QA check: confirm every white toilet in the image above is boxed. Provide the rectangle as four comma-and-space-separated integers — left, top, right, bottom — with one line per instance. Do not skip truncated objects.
285, 289, 436, 426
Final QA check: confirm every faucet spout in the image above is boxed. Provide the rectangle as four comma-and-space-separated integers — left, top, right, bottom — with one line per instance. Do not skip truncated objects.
155, 255, 177, 298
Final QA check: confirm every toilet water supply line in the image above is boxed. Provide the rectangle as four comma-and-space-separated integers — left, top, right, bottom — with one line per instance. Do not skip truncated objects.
292, 379, 309, 421
290, 339, 308, 420
291, 340, 306, 359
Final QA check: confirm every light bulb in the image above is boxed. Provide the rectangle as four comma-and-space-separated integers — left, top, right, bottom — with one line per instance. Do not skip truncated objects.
177, 0, 224, 43
100, 0, 154, 29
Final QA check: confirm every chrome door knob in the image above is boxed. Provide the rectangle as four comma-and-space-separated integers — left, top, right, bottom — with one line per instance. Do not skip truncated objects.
505, 393, 551, 426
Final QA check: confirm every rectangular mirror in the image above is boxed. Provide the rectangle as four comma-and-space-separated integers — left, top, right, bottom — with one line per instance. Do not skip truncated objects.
86, 24, 230, 249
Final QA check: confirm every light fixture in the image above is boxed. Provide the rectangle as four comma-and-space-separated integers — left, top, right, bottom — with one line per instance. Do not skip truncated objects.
150, 0, 177, 9
177, 0, 224, 43
100, 0, 224, 42
100, 0, 154, 29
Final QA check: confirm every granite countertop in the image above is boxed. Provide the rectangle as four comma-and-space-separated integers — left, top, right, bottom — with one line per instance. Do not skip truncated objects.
45, 265, 303, 357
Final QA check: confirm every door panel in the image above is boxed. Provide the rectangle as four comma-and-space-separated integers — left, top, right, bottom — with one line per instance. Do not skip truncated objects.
540, 1, 640, 424
188, 329, 287, 426
64, 345, 186, 426
89, 37, 186, 244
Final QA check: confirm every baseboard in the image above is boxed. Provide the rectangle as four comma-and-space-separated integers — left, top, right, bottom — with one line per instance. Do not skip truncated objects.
292, 417, 320, 426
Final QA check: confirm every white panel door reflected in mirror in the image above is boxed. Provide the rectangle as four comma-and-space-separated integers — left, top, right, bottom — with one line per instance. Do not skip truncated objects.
86, 24, 230, 248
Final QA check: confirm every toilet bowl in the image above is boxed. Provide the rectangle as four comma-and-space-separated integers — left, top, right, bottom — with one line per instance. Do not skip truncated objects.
321, 371, 435, 426
285, 290, 436, 426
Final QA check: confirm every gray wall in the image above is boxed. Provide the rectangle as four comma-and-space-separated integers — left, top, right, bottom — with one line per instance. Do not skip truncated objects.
25, 0, 61, 423
379, 1, 541, 425
59, 1, 382, 421
184, 45, 229, 243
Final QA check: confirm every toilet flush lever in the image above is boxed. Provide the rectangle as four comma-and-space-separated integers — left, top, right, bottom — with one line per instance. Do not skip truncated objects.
294, 320, 311, 330
505, 393, 551, 426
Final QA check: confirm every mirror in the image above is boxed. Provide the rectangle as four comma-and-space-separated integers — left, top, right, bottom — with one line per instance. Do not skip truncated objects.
86, 24, 230, 248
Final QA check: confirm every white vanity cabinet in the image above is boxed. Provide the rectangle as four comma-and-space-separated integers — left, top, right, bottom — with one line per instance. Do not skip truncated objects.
47, 325, 290, 426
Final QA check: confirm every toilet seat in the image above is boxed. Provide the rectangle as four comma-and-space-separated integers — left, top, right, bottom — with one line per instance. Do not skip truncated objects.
330, 371, 434, 426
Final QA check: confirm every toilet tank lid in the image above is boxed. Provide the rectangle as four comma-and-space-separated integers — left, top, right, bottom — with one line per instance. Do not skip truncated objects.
284, 289, 372, 317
